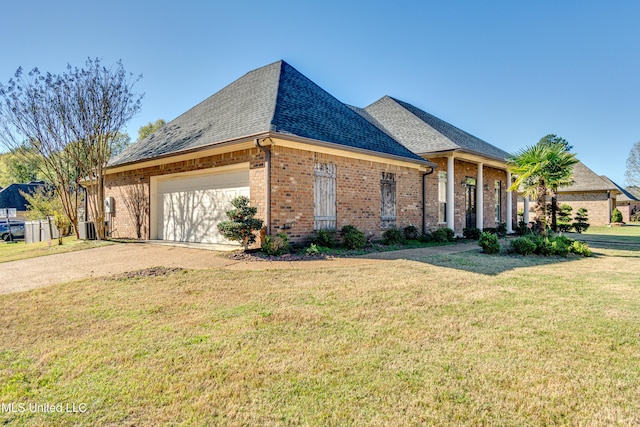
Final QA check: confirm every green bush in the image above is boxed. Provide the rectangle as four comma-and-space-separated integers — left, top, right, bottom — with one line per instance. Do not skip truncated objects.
403, 225, 420, 240
383, 228, 405, 245
611, 208, 623, 223
311, 229, 336, 248
463, 227, 481, 240
418, 233, 432, 243
341, 225, 367, 249
557, 204, 574, 233
478, 232, 500, 254
570, 240, 592, 257
550, 239, 570, 257
511, 236, 537, 255
432, 227, 455, 243
305, 243, 320, 255
261, 233, 290, 256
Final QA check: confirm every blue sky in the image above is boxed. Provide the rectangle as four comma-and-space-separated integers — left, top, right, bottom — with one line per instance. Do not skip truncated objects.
2, 1, 639, 185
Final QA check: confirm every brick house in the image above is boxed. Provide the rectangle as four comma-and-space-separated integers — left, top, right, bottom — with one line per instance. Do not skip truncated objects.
602, 179, 640, 223
105, 61, 435, 245
354, 96, 517, 235
517, 161, 621, 226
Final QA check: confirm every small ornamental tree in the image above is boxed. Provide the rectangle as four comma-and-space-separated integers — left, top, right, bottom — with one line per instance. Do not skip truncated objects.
556, 204, 573, 233
573, 207, 590, 234
217, 196, 263, 251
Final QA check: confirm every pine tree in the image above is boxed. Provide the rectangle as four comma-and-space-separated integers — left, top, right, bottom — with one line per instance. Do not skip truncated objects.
572, 208, 590, 233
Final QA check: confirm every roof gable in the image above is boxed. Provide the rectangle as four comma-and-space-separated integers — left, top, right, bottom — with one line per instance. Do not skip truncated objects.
0, 182, 45, 211
559, 162, 617, 192
111, 61, 426, 166
363, 96, 511, 161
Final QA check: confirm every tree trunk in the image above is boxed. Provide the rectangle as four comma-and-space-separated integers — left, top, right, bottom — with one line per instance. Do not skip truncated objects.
535, 181, 547, 233
550, 190, 558, 232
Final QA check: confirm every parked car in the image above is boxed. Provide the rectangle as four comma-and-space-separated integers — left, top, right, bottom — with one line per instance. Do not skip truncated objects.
0, 220, 25, 241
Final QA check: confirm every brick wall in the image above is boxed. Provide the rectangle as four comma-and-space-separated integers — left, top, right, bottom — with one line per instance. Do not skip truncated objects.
269, 145, 423, 242
517, 191, 613, 225
104, 145, 425, 243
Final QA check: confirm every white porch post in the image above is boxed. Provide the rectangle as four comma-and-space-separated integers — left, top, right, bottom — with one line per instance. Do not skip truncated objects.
446, 156, 455, 230
523, 196, 530, 224
506, 171, 513, 233
476, 163, 484, 230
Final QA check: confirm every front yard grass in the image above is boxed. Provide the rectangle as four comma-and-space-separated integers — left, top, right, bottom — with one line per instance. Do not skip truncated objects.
0, 236, 113, 263
1, 238, 639, 425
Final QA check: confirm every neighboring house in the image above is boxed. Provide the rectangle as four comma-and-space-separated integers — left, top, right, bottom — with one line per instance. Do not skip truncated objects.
355, 96, 516, 235
517, 162, 620, 226
601, 179, 640, 223
0, 181, 46, 221
105, 61, 435, 245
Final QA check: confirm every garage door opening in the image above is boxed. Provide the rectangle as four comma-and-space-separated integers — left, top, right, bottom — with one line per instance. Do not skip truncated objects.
151, 167, 250, 244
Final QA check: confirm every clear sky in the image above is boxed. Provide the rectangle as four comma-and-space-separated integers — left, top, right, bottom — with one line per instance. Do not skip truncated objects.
2, 0, 638, 185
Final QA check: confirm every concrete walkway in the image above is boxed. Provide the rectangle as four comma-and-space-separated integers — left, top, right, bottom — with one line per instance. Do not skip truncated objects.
0, 241, 480, 295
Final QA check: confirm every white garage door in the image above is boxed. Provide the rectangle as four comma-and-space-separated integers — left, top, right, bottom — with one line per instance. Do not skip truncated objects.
157, 169, 250, 244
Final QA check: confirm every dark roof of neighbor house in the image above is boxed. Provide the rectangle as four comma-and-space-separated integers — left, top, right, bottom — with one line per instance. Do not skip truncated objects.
0, 181, 45, 211
600, 177, 639, 202
111, 61, 427, 167
360, 96, 511, 161
558, 162, 618, 193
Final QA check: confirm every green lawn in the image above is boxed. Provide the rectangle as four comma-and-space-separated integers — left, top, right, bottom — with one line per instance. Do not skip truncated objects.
1, 232, 639, 425
0, 236, 113, 263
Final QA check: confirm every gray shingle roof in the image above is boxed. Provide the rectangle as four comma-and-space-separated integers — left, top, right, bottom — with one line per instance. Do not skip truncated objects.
0, 182, 45, 210
111, 61, 426, 166
600, 176, 638, 201
558, 162, 617, 192
361, 96, 511, 161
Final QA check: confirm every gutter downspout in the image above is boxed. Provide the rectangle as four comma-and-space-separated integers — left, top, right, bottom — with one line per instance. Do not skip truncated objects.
255, 138, 271, 235
423, 167, 435, 235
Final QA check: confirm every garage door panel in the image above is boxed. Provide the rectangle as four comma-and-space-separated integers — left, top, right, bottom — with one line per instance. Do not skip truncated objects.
157, 170, 250, 244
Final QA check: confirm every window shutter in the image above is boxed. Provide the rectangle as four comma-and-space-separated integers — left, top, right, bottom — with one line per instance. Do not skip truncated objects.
314, 163, 336, 230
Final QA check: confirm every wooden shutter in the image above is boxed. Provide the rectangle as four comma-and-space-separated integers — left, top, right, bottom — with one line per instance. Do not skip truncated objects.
380, 172, 396, 228
314, 163, 336, 230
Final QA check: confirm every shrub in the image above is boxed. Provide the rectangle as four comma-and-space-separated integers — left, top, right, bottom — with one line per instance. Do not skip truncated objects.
463, 227, 481, 240
573, 208, 590, 233
403, 225, 420, 240
418, 233, 432, 243
261, 233, 290, 256
550, 239, 570, 257
217, 196, 264, 251
556, 204, 573, 233
432, 227, 455, 243
611, 208, 623, 223
511, 236, 537, 255
341, 225, 367, 249
570, 240, 592, 257
383, 228, 405, 245
305, 243, 320, 255
478, 232, 500, 254
311, 229, 336, 248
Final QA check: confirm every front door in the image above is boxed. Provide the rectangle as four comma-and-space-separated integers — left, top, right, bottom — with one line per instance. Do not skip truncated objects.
465, 177, 477, 228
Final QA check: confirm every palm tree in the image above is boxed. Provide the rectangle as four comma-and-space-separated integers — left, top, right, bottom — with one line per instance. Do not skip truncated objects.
508, 142, 578, 232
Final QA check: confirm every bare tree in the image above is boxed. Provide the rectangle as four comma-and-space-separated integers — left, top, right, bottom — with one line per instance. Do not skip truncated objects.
625, 141, 640, 187
123, 183, 149, 239
0, 59, 142, 239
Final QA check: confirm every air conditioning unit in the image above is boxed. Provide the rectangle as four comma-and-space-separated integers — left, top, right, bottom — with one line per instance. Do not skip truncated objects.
78, 221, 96, 240
104, 196, 115, 214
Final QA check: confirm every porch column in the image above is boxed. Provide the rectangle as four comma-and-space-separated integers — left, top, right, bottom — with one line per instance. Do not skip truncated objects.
476, 162, 484, 230
506, 171, 513, 233
446, 156, 455, 230
523, 196, 530, 224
